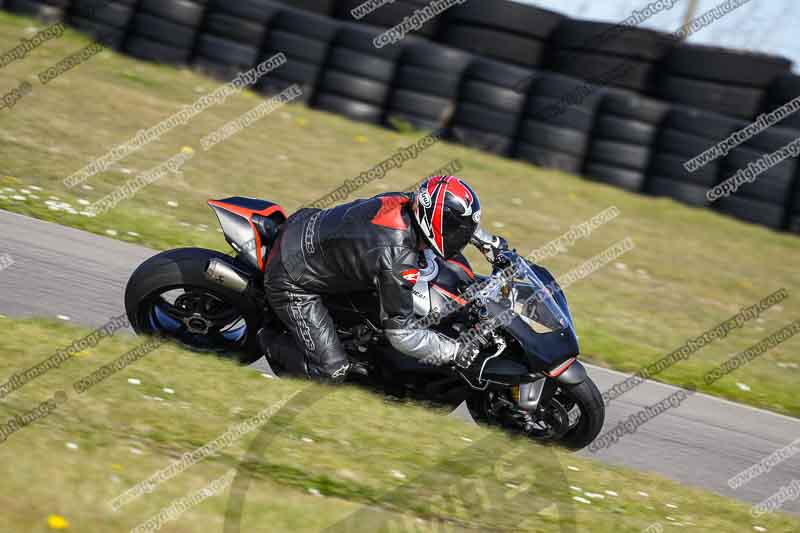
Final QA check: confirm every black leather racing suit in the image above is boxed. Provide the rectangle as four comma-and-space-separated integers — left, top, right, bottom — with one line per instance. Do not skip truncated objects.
264, 193, 460, 382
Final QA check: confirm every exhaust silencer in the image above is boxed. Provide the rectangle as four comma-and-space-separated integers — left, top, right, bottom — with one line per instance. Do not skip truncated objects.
204, 259, 249, 293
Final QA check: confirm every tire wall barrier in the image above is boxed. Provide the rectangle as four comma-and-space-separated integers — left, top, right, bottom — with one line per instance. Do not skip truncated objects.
5, 0, 800, 234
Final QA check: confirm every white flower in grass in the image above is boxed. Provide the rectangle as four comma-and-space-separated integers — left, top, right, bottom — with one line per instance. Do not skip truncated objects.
57, 315, 71, 321
605, 490, 618, 497
81, 184, 94, 191
736, 382, 751, 392
29, 185, 42, 191
307, 488, 321, 497
162, 387, 175, 395
127, 378, 141, 385
666, 503, 678, 509
105, 229, 118, 236
391, 470, 406, 480
615, 262, 628, 271
66, 442, 79, 450
567, 466, 580, 471
301, 437, 314, 444
569, 486, 582, 492
130, 448, 143, 455
77, 199, 90, 206
127, 231, 140, 237
20, 188, 30, 194
572, 496, 591, 504
637, 491, 649, 497
11, 195, 26, 201
80, 211, 97, 218
584, 492, 605, 500
167, 201, 179, 207
753, 526, 768, 532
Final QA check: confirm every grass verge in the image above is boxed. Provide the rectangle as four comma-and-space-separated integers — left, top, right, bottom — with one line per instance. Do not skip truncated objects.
2, 317, 799, 532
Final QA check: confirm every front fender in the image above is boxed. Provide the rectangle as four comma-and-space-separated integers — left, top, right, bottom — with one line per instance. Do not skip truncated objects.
555, 360, 587, 386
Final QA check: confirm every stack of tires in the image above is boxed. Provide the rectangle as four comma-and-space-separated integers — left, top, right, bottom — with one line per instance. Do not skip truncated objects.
124, 0, 207, 64
336, 0, 440, 39
646, 107, 740, 207
438, 1, 562, 68
257, 6, 339, 103
654, 44, 791, 120
313, 23, 402, 124
513, 72, 604, 174
68, 0, 138, 50
273, 0, 336, 16
192, 0, 282, 80
583, 90, 669, 192
5, 0, 70, 22
448, 57, 532, 156
384, 36, 471, 131
766, 73, 800, 130
548, 21, 673, 93
714, 125, 800, 229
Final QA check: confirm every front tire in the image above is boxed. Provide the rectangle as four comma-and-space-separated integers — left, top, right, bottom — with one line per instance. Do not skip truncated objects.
558, 378, 605, 450
125, 248, 264, 363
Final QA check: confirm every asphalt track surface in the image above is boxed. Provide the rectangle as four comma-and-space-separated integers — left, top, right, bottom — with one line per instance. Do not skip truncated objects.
1, 209, 799, 515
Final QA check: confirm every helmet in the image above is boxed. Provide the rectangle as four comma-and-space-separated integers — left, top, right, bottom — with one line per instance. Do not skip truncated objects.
412, 176, 481, 259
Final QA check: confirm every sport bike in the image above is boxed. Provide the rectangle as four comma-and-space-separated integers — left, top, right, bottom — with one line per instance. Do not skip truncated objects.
125, 197, 605, 449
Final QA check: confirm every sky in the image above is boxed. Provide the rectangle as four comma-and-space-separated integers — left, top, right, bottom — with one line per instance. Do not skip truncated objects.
514, 0, 800, 72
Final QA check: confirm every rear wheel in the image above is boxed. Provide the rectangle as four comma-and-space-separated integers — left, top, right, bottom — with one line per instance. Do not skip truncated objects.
125, 248, 264, 363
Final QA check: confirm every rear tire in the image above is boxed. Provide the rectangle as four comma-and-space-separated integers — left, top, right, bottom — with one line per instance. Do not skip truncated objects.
125, 248, 264, 363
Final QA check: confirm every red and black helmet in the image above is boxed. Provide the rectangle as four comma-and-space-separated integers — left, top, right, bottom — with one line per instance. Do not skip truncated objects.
412, 176, 482, 259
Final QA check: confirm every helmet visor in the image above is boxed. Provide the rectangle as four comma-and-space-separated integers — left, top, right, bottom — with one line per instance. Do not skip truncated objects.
442, 208, 479, 259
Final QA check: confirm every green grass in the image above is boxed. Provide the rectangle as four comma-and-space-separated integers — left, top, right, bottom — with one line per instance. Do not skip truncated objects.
2, 317, 799, 532
0, 12, 799, 417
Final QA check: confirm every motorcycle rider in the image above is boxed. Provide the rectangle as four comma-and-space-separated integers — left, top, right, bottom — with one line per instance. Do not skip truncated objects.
263, 175, 508, 383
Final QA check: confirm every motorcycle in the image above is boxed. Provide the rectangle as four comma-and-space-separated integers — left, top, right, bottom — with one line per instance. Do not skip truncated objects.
125, 196, 605, 449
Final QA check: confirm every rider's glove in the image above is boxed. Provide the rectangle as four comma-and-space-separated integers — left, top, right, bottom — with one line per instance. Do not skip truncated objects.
452, 332, 492, 370
471, 227, 508, 264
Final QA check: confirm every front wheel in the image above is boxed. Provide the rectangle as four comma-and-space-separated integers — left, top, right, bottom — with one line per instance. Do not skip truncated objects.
467, 376, 605, 450
557, 378, 605, 450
